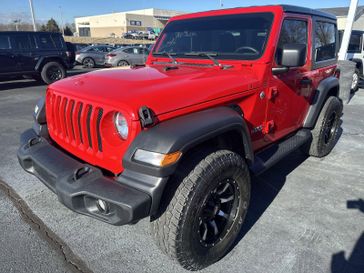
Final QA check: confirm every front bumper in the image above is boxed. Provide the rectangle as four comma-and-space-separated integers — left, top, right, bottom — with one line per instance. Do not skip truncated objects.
17, 129, 152, 225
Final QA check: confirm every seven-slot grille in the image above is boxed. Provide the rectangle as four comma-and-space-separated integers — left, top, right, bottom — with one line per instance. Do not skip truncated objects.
48, 93, 104, 153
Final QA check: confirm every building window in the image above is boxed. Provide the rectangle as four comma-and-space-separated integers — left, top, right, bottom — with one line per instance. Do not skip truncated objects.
130, 20, 142, 26
79, 27, 91, 37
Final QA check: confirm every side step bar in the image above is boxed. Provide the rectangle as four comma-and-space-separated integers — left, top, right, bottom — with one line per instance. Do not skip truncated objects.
250, 129, 312, 175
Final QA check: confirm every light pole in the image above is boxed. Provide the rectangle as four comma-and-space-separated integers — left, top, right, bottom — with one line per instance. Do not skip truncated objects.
28, 0, 37, 31
338, 0, 358, 60
219, 0, 223, 8
59, 6, 65, 35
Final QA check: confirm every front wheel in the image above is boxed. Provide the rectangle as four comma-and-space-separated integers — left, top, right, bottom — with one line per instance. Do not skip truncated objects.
150, 150, 251, 270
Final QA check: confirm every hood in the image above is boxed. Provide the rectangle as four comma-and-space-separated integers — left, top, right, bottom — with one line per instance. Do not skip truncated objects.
49, 64, 262, 120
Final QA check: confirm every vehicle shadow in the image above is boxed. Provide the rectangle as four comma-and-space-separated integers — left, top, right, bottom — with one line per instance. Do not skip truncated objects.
233, 150, 308, 246
331, 199, 364, 273
232, 126, 343, 249
0, 68, 94, 92
0, 79, 45, 91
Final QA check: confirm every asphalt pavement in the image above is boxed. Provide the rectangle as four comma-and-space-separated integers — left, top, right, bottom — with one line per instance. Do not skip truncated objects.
0, 74, 363, 273
0, 184, 80, 273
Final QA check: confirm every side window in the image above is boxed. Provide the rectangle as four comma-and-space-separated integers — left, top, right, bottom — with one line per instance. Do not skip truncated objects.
123, 48, 134, 54
51, 34, 64, 49
37, 34, 56, 49
12, 34, 32, 50
348, 34, 361, 53
0, 34, 11, 49
276, 19, 308, 64
315, 21, 336, 62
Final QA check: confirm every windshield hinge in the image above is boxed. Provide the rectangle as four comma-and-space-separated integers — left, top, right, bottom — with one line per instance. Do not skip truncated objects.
139, 106, 155, 128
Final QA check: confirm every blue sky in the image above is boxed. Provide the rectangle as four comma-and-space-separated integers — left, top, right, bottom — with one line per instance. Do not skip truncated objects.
0, 0, 358, 24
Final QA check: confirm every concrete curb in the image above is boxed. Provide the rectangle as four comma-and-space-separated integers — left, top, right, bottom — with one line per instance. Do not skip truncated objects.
0, 180, 93, 273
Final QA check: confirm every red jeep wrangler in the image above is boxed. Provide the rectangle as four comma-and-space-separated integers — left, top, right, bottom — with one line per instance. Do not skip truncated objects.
18, 5, 341, 270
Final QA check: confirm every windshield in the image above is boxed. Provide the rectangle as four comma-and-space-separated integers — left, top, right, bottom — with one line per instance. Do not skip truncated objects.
153, 13, 274, 60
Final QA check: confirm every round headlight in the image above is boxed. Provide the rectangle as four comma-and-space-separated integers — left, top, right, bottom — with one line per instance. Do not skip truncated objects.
114, 112, 129, 140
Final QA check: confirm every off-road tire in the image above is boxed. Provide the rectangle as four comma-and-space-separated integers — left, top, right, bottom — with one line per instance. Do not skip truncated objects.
82, 57, 95, 68
304, 96, 343, 157
351, 68, 360, 92
150, 150, 251, 271
40, 62, 66, 84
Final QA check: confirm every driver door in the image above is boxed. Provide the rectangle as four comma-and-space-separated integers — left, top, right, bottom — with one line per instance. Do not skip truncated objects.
265, 16, 314, 141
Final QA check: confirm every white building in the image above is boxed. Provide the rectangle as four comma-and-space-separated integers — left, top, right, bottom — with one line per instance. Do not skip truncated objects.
75, 8, 185, 37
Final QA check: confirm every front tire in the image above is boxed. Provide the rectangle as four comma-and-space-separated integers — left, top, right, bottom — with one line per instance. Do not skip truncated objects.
40, 62, 66, 84
304, 96, 343, 157
150, 150, 250, 270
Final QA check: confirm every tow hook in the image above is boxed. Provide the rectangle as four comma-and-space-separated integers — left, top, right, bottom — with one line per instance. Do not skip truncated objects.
27, 137, 41, 148
73, 166, 91, 181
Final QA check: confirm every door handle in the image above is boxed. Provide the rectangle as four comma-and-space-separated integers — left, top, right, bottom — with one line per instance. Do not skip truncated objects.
300, 78, 312, 85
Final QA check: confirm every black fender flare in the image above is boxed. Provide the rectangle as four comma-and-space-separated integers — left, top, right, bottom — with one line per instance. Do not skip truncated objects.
350, 58, 363, 75
123, 106, 254, 178
303, 76, 340, 128
35, 56, 66, 71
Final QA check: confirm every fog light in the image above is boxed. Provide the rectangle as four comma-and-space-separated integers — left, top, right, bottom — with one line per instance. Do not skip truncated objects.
96, 199, 109, 214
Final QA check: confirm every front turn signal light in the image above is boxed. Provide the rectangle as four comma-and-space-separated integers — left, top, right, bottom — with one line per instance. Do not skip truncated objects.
133, 149, 182, 167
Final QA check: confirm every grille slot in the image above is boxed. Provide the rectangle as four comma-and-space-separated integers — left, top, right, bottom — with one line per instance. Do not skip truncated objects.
86, 105, 93, 149
78, 103, 84, 144
96, 109, 103, 152
69, 100, 75, 140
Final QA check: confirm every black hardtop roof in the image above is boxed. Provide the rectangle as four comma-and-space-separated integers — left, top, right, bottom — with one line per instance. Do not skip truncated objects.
281, 5, 337, 20
0, 31, 62, 35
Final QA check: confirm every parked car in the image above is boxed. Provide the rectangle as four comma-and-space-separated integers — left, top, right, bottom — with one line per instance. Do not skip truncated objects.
339, 30, 364, 91
73, 43, 90, 52
122, 31, 140, 40
0, 31, 73, 84
19, 5, 341, 271
139, 31, 157, 40
75, 44, 117, 68
104, 46, 149, 67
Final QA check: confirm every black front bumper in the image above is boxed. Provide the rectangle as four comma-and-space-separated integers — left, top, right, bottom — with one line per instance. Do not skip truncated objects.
17, 129, 153, 226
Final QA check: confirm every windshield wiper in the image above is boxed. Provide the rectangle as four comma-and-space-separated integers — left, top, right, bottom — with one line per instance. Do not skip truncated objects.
153, 52, 178, 64
184, 52, 222, 67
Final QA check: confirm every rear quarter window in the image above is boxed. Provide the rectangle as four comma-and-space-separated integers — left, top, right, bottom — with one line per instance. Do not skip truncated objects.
0, 34, 11, 49
51, 34, 65, 49
314, 21, 336, 62
36, 33, 56, 49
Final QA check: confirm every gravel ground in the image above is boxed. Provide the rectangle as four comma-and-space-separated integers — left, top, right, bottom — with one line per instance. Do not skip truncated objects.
0, 75, 363, 273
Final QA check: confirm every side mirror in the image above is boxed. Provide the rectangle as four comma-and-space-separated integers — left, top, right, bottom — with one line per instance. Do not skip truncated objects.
280, 43, 307, 67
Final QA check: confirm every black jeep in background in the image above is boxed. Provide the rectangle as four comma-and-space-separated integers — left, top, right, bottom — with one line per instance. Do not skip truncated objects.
0, 31, 73, 84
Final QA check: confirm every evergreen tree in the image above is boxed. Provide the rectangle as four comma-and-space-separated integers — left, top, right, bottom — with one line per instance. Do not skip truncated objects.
45, 18, 60, 32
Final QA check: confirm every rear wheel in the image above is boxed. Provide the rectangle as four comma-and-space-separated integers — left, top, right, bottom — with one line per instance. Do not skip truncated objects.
303, 96, 343, 157
117, 60, 129, 67
82, 57, 95, 68
40, 62, 66, 84
351, 68, 360, 92
150, 150, 251, 270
